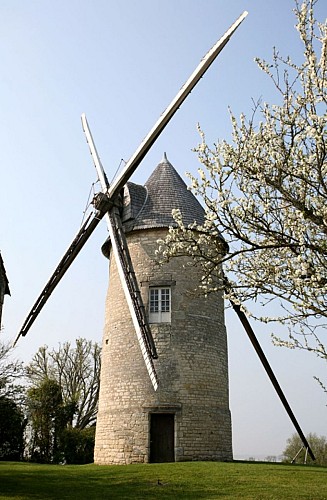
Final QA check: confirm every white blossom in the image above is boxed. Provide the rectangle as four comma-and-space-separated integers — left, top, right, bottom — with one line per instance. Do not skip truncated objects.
157, 0, 327, 364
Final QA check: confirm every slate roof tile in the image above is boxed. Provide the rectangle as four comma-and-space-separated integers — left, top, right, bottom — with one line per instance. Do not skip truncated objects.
102, 154, 205, 258
124, 153, 205, 230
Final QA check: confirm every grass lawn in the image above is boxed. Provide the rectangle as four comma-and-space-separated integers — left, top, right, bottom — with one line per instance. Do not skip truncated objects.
0, 460, 326, 499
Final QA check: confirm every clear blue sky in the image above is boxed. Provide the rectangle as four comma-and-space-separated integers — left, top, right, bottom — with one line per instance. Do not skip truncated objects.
1, 0, 326, 460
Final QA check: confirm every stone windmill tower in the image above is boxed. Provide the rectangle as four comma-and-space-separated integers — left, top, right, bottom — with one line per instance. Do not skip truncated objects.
14, 12, 316, 462
94, 154, 232, 464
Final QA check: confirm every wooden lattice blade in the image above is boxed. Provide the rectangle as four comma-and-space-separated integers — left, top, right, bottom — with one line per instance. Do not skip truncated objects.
82, 113, 159, 390
14, 211, 106, 345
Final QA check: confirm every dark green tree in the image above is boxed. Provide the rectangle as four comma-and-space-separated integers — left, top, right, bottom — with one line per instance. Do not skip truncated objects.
27, 378, 72, 463
0, 341, 26, 460
0, 396, 26, 460
61, 426, 95, 464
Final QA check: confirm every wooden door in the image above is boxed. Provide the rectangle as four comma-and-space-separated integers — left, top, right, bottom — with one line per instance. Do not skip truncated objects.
150, 413, 175, 463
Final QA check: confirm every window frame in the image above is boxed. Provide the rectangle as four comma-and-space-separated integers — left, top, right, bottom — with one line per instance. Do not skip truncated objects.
149, 286, 171, 323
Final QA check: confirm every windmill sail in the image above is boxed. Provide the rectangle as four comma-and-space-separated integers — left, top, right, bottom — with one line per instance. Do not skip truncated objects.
107, 10, 248, 199
15, 11, 248, 387
82, 114, 159, 390
107, 209, 159, 389
14, 209, 109, 345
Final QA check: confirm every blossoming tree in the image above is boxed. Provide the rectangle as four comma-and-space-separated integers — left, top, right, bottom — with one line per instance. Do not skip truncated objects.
158, 0, 327, 363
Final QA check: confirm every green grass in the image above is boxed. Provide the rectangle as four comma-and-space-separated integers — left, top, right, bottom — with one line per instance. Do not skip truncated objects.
0, 461, 326, 499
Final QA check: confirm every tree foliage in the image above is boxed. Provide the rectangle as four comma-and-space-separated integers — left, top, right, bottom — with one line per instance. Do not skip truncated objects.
26, 338, 101, 429
283, 432, 327, 465
61, 426, 95, 464
25, 339, 100, 463
0, 341, 26, 460
0, 341, 24, 402
27, 378, 70, 463
158, 0, 327, 358
0, 396, 26, 460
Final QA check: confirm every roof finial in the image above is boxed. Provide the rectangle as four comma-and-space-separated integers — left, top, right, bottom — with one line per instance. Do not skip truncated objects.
161, 152, 169, 164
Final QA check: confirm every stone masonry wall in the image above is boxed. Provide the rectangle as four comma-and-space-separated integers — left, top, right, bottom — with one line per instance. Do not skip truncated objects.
94, 228, 232, 464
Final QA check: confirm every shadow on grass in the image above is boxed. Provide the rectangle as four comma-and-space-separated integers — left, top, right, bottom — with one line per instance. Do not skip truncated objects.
1, 461, 327, 500
0, 462, 228, 500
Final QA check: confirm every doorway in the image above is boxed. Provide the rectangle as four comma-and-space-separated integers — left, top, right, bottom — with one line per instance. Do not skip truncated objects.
150, 413, 175, 463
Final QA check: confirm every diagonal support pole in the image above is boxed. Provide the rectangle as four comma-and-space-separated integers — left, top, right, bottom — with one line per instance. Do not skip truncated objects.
228, 293, 315, 461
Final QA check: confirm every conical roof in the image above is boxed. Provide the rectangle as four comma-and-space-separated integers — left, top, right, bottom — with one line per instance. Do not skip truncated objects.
102, 154, 205, 258
124, 153, 205, 230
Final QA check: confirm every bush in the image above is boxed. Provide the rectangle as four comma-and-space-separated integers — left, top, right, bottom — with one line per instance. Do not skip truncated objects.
0, 396, 26, 460
61, 426, 95, 464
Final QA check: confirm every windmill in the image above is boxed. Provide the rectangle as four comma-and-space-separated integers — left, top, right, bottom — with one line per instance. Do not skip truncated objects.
14, 10, 315, 464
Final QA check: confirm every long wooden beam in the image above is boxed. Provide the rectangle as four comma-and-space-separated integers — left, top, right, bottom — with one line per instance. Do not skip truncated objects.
14, 210, 108, 345
229, 297, 315, 461
108, 11, 248, 199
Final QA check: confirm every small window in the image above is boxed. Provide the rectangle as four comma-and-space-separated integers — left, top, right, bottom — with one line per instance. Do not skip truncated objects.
149, 287, 171, 323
